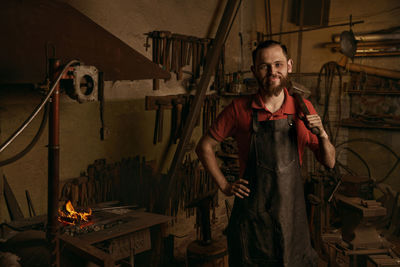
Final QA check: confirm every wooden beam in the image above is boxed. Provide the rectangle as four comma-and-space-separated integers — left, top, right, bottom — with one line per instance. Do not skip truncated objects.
59, 234, 114, 267
162, 0, 241, 213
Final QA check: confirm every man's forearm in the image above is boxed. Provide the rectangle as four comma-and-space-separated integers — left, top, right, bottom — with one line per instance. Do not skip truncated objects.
196, 136, 229, 192
317, 134, 336, 168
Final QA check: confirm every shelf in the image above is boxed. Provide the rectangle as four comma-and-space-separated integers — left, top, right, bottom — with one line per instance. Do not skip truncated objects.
346, 90, 400, 95
220, 91, 255, 97
340, 118, 400, 130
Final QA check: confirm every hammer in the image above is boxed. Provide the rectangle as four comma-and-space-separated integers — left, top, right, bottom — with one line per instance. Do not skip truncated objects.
172, 97, 185, 143
289, 81, 320, 136
153, 99, 170, 144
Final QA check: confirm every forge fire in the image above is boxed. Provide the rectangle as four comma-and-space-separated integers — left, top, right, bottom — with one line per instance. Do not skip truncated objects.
58, 201, 92, 226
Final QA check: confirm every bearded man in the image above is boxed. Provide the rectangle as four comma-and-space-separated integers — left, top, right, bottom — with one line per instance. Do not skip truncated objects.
196, 40, 335, 267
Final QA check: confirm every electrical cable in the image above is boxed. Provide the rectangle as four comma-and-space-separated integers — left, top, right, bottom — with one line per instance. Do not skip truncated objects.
335, 160, 358, 176
0, 59, 80, 154
0, 104, 48, 167
341, 147, 371, 179
335, 138, 400, 183
316, 61, 343, 146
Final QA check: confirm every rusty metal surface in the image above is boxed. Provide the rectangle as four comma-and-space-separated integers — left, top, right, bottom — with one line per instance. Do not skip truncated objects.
0, 0, 170, 83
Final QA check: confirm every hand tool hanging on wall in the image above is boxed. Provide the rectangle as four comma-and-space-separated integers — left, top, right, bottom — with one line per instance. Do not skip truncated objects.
146, 31, 223, 86
171, 97, 185, 144
152, 31, 160, 90
146, 93, 219, 145
213, 45, 225, 92
164, 32, 172, 73
153, 99, 170, 144
160, 31, 168, 67
202, 94, 220, 135
168, 156, 218, 218
192, 39, 198, 79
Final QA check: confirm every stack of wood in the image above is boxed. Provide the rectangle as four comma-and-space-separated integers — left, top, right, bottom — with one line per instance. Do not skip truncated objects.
60, 157, 160, 212
168, 155, 219, 219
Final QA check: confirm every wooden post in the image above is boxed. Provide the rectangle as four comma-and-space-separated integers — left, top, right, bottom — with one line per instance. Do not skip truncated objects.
161, 0, 241, 214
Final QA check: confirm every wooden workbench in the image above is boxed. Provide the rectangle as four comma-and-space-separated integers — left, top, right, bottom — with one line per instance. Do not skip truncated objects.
59, 210, 171, 267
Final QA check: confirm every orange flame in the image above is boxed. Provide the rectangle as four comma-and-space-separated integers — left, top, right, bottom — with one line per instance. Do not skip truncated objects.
58, 201, 92, 226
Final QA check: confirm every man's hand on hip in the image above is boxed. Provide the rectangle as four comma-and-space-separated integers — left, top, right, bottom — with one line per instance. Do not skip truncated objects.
222, 179, 250, 198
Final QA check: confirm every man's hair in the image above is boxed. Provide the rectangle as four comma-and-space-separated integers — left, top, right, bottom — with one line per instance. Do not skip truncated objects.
252, 40, 289, 65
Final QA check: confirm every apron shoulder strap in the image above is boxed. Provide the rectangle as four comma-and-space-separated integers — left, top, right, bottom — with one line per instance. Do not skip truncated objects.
248, 95, 259, 133
252, 109, 259, 133
287, 114, 295, 127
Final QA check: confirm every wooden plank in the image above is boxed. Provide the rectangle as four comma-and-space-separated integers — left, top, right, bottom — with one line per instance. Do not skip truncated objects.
6, 215, 47, 229
3, 175, 24, 220
75, 211, 171, 244
60, 234, 114, 267
162, 0, 241, 214
101, 229, 151, 260
145, 95, 179, 110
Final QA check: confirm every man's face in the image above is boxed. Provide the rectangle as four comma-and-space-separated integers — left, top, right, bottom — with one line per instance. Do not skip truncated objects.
251, 45, 293, 96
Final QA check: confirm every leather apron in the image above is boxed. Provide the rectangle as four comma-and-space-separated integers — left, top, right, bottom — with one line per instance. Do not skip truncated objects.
226, 109, 317, 267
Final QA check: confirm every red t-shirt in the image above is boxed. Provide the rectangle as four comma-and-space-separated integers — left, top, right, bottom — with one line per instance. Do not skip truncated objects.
209, 88, 320, 177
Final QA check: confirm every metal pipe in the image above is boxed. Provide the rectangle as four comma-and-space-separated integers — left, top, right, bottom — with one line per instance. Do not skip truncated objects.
333, 33, 400, 43
354, 51, 400, 57
338, 56, 400, 79
47, 58, 61, 267
0, 60, 79, 153
324, 40, 400, 48
264, 20, 364, 37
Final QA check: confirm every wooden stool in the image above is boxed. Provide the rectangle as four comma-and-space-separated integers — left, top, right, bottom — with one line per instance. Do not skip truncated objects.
186, 238, 228, 267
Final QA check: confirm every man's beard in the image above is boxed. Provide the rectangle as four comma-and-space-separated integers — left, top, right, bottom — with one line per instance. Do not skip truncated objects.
257, 74, 290, 96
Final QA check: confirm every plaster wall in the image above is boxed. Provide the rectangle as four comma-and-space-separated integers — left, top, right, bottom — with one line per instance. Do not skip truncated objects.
1, 0, 400, 261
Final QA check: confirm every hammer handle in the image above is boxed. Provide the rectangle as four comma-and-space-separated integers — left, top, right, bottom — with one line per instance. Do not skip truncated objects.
293, 93, 320, 136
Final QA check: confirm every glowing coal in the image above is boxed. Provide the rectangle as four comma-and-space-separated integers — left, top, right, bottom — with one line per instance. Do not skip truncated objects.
58, 200, 92, 226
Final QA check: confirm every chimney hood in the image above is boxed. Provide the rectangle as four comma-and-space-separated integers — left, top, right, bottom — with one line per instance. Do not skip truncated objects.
0, 0, 170, 83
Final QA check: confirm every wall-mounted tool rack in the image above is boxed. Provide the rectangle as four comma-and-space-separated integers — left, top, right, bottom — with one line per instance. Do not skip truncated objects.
146, 94, 220, 144
341, 73, 400, 130
145, 31, 225, 91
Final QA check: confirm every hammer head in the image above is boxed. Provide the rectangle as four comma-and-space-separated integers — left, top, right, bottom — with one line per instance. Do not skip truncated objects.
155, 98, 171, 106
288, 80, 311, 98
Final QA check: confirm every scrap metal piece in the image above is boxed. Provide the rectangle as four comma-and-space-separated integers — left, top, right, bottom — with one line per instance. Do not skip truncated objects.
340, 30, 357, 59
72, 65, 98, 103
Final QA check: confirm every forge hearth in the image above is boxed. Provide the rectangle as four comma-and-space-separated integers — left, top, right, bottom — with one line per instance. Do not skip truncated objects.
58, 201, 93, 228
59, 209, 171, 267
60, 211, 132, 236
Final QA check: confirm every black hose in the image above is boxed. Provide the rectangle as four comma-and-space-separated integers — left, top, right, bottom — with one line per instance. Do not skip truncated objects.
336, 138, 399, 159
336, 138, 400, 183
336, 160, 358, 176
342, 147, 371, 179
0, 104, 48, 167
316, 61, 343, 146
0, 59, 80, 153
